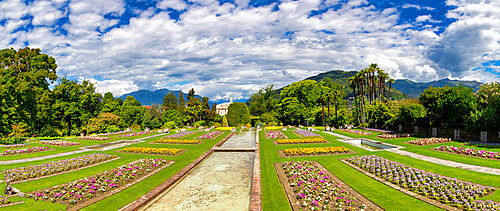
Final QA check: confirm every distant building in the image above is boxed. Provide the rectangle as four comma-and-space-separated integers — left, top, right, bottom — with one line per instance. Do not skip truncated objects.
216, 98, 233, 116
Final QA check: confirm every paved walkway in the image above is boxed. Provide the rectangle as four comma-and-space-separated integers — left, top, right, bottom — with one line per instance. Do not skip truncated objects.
0, 133, 166, 165
322, 131, 500, 176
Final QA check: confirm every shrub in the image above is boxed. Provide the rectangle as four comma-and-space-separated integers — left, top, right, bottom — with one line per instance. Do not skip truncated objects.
268, 121, 277, 126
131, 124, 141, 130
164, 121, 177, 129
226, 102, 251, 126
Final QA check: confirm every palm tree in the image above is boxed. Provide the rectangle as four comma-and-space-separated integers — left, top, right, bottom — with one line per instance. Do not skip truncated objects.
388, 78, 395, 100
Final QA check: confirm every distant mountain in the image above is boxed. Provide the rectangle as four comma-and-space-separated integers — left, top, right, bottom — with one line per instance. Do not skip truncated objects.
119, 89, 248, 106
392, 78, 483, 98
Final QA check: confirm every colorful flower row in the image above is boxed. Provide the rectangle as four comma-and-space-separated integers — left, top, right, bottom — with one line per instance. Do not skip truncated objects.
4, 153, 117, 182
118, 131, 153, 137
378, 133, 410, 139
195, 131, 223, 139
99, 130, 130, 136
79, 136, 110, 141
26, 158, 168, 206
41, 140, 81, 147
3, 147, 50, 155
464, 142, 500, 148
121, 147, 183, 155
265, 130, 288, 139
3, 143, 29, 149
281, 161, 368, 210
0, 195, 10, 205
277, 138, 328, 144
163, 131, 197, 139
292, 129, 322, 138
346, 155, 498, 210
341, 129, 372, 135
153, 139, 201, 144
363, 127, 393, 133
408, 137, 450, 145
284, 146, 350, 156
435, 146, 500, 159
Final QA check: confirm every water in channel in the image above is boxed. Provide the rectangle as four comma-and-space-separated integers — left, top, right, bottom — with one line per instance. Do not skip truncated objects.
143, 129, 256, 211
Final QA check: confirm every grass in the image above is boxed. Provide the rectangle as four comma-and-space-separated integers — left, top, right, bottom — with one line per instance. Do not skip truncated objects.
2, 130, 230, 210
260, 129, 500, 211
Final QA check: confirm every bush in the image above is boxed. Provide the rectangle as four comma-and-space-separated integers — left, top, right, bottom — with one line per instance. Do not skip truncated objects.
163, 121, 177, 129
213, 122, 222, 127
193, 120, 206, 128
131, 124, 141, 130
245, 123, 251, 128
226, 102, 251, 126
268, 121, 277, 126
222, 116, 228, 127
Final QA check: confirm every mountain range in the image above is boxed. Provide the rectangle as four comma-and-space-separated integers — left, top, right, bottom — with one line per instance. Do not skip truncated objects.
119, 70, 483, 105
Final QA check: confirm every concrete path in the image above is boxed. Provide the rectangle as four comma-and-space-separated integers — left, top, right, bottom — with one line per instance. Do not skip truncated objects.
322, 131, 500, 176
0, 133, 166, 165
386, 148, 500, 175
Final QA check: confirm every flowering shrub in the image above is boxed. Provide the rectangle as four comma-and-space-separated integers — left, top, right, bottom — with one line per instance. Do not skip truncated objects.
3, 147, 50, 155
284, 146, 350, 156
464, 142, 500, 148
435, 146, 500, 159
195, 131, 223, 140
26, 159, 168, 206
408, 137, 450, 145
280, 161, 368, 210
277, 138, 327, 144
378, 133, 410, 139
121, 147, 183, 155
41, 140, 81, 147
4, 153, 117, 182
341, 129, 372, 135
346, 155, 499, 210
118, 131, 153, 137
292, 129, 322, 138
163, 131, 197, 139
0, 195, 10, 205
79, 136, 110, 141
265, 131, 288, 139
153, 139, 201, 144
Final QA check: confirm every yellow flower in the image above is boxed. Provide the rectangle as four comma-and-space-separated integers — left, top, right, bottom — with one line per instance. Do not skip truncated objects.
284, 146, 350, 156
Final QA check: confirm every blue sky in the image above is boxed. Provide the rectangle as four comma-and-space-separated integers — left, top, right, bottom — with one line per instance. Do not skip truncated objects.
1, 0, 499, 99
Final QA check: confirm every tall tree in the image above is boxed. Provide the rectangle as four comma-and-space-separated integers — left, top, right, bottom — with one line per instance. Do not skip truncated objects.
226, 102, 251, 126
162, 91, 178, 110
178, 90, 186, 113
102, 92, 114, 105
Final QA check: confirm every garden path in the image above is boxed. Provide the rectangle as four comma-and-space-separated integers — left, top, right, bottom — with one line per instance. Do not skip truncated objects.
322, 131, 500, 176
0, 133, 165, 165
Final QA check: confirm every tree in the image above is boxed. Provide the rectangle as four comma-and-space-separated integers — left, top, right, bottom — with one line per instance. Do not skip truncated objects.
102, 92, 114, 105
178, 90, 186, 113
226, 102, 251, 126
468, 82, 500, 132
162, 109, 183, 127
162, 91, 178, 110
248, 85, 278, 116
222, 115, 228, 127
86, 113, 121, 134
119, 96, 145, 127
278, 80, 320, 125
187, 88, 195, 101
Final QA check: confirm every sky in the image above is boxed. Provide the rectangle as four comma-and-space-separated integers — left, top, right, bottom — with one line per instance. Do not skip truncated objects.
1, 0, 499, 100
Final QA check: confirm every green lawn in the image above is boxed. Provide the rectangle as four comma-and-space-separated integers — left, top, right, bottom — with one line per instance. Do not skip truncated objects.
2, 130, 229, 210
260, 130, 500, 211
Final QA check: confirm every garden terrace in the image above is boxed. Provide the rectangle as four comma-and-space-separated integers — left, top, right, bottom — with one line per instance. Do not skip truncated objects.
378, 133, 411, 139
40, 140, 80, 147
265, 130, 288, 139
152, 139, 201, 144
194, 131, 223, 139
121, 147, 185, 155
341, 129, 373, 135
79, 136, 110, 141
434, 146, 500, 159
163, 131, 197, 139
292, 129, 322, 138
280, 146, 352, 157
118, 131, 154, 138
2, 147, 52, 156
408, 138, 451, 146
275, 138, 329, 145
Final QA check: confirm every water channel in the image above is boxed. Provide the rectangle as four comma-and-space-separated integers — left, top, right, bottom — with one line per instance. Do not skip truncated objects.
143, 129, 256, 211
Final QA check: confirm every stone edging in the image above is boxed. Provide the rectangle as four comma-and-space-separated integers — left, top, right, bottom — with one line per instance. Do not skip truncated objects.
272, 140, 330, 145
340, 159, 460, 211
118, 131, 235, 211
0, 201, 24, 208
274, 161, 383, 211
65, 160, 175, 211
277, 150, 356, 158
9, 157, 122, 185
250, 129, 261, 211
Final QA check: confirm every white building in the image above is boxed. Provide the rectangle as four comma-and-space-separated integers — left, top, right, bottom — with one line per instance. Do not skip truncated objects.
216, 98, 233, 116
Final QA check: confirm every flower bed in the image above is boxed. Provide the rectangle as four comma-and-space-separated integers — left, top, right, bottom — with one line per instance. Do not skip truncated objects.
153, 139, 201, 144
275, 138, 328, 145
41, 140, 81, 147
3, 146, 52, 155
434, 146, 500, 159
292, 129, 322, 138
195, 131, 223, 139
118, 131, 154, 138
121, 147, 184, 155
26, 159, 173, 208
265, 130, 288, 139
345, 155, 499, 210
341, 129, 372, 135
275, 161, 380, 210
280, 146, 352, 157
464, 142, 500, 148
363, 128, 393, 133
79, 136, 110, 141
163, 131, 197, 139
408, 137, 450, 145
0, 195, 10, 205
378, 133, 410, 139
3, 143, 29, 149
4, 153, 117, 183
